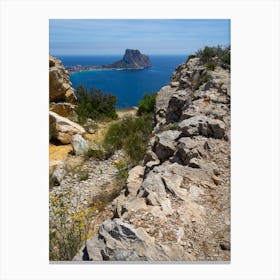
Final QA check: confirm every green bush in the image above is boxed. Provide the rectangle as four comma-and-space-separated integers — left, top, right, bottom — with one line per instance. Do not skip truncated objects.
196, 45, 230, 65
205, 60, 217, 71
187, 54, 196, 60
77, 171, 89, 181
75, 85, 118, 124
114, 160, 130, 185
196, 46, 216, 63
221, 53, 230, 65
137, 93, 156, 116
103, 114, 153, 165
86, 148, 106, 160
49, 189, 92, 261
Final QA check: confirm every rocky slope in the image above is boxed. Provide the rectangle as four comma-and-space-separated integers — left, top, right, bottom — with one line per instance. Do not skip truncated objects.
74, 52, 231, 261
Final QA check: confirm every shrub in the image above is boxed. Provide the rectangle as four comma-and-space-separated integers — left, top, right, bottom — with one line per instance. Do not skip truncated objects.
114, 159, 130, 185
137, 93, 156, 116
78, 171, 89, 181
196, 45, 230, 66
221, 53, 230, 65
103, 114, 153, 165
196, 46, 216, 63
193, 71, 212, 90
187, 54, 196, 60
86, 148, 106, 160
49, 188, 93, 261
205, 60, 217, 71
75, 85, 118, 124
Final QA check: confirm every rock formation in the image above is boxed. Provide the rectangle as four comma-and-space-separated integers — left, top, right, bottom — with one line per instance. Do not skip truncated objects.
105, 49, 152, 69
49, 111, 85, 144
66, 49, 152, 72
49, 55, 76, 103
74, 51, 231, 261
49, 55, 83, 144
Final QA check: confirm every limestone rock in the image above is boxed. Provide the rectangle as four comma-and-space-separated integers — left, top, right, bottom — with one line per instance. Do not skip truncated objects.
105, 49, 152, 69
179, 115, 225, 139
50, 111, 85, 144
71, 134, 89, 156
49, 55, 76, 103
153, 130, 181, 161
49, 102, 77, 118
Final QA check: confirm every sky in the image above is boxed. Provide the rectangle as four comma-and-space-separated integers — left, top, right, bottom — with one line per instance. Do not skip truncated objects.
49, 19, 230, 55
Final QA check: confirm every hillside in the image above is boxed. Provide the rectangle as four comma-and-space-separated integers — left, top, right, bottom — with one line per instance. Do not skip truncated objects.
72, 47, 231, 261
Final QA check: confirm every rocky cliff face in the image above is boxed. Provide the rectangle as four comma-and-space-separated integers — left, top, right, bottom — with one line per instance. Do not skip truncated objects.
74, 53, 231, 261
49, 55, 84, 144
49, 55, 76, 103
106, 49, 152, 69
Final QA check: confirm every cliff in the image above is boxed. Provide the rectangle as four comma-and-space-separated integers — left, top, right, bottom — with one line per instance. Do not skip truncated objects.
49, 55, 76, 103
74, 49, 231, 261
49, 55, 85, 144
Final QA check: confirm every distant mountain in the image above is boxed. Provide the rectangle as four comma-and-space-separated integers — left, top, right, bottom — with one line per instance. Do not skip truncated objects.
65, 49, 152, 73
104, 49, 152, 69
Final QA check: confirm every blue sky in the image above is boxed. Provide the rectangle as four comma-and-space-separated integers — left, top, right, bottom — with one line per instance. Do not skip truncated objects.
49, 19, 230, 55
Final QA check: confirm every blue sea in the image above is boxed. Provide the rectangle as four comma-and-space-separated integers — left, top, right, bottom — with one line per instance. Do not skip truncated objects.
57, 55, 188, 108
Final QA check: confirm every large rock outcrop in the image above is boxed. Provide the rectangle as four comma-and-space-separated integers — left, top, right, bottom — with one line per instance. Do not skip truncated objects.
49, 54, 76, 103
105, 49, 152, 69
49, 111, 85, 144
75, 50, 231, 261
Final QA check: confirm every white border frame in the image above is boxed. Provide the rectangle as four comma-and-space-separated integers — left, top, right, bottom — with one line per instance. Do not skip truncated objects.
1, 0, 279, 279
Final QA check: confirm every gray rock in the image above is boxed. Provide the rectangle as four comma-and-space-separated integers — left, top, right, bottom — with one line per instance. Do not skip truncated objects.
126, 165, 145, 197
71, 134, 89, 156
179, 115, 225, 139
207, 119, 226, 139
153, 130, 181, 161
179, 115, 208, 137
189, 158, 201, 168
52, 168, 67, 185
143, 150, 158, 164
165, 90, 192, 123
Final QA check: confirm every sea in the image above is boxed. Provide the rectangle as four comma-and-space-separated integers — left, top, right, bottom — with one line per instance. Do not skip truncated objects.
57, 55, 188, 108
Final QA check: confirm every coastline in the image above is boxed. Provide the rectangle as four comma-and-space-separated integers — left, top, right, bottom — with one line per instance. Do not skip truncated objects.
67, 66, 148, 74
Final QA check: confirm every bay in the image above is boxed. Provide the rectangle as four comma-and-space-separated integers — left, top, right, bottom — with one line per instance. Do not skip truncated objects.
57, 55, 188, 108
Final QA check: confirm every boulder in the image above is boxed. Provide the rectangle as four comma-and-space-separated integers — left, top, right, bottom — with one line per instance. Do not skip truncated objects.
179, 115, 208, 137
49, 102, 77, 118
126, 165, 145, 197
153, 130, 181, 161
207, 119, 226, 139
165, 90, 192, 123
52, 168, 67, 185
175, 137, 199, 165
71, 134, 89, 156
49, 111, 85, 144
179, 115, 225, 139
155, 86, 177, 128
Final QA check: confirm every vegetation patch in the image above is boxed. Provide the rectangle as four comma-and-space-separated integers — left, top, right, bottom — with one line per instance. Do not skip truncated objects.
75, 85, 118, 124
137, 93, 156, 116
103, 114, 153, 165
196, 45, 230, 67
49, 189, 93, 261
77, 171, 89, 181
